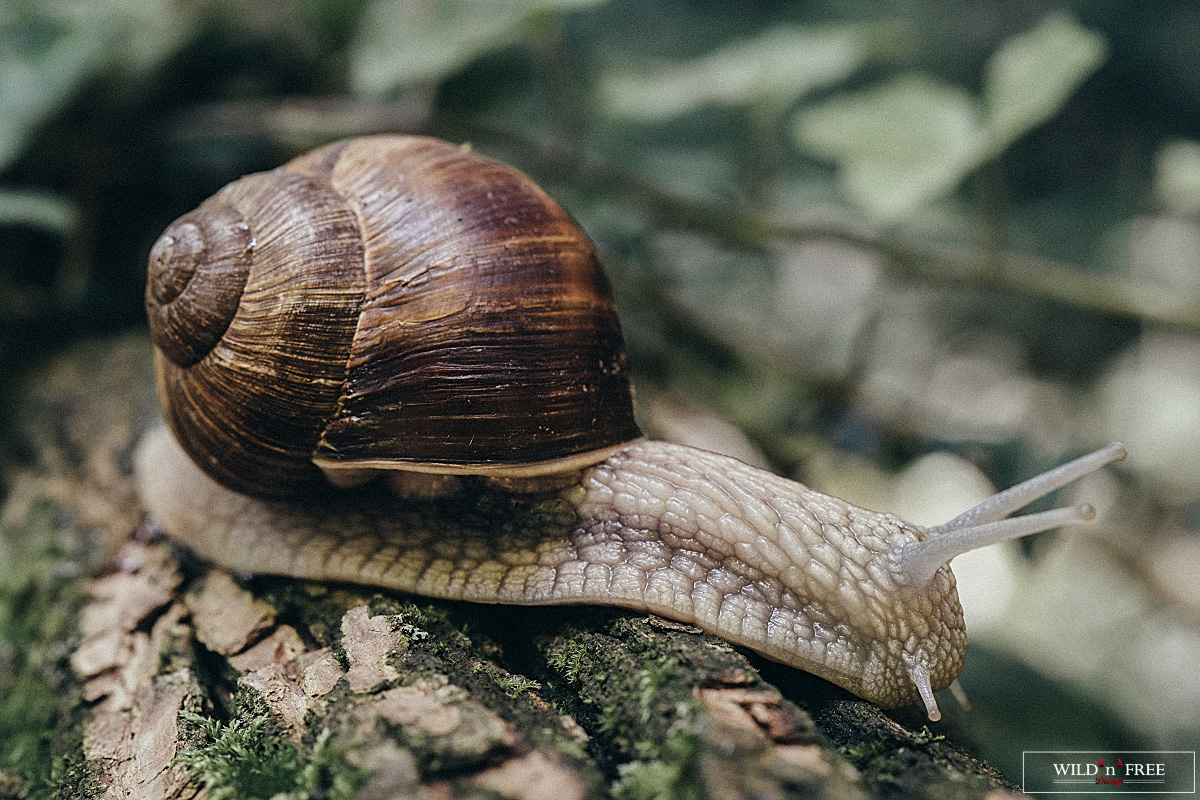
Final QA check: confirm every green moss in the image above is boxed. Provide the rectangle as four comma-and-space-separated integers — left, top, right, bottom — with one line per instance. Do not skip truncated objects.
841, 736, 907, 777
610, 728, 709, 800
0, 672, 58, 786
247, 579, 375, 649
545, 639, 592, 684
613, 759, 687, 800
478, 666, 542, 699
543, 618, 712, 769
176, 694, 365, 800
0, 505, 92, 798
819, 700, 1019, 797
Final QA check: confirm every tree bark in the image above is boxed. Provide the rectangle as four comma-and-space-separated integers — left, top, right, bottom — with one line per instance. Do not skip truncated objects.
1, 334, 1023, 800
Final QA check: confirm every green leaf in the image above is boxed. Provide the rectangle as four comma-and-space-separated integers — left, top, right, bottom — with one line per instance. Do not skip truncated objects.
0, 189, 75, 233
1155, 139, 1200, 215
0, 10, 102, 169
791, 12, 1106, 220
0, 0, 193, 170
599, 24, 873, 121
350, 0, 608, 98
983, 11, 1107, 149
792, 73, 987, 221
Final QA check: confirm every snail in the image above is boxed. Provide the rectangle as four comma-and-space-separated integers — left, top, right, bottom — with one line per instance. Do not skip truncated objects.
134, 134, 1125, 721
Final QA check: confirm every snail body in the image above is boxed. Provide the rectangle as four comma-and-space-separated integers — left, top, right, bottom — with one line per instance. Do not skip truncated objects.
136, 134, 1124, 720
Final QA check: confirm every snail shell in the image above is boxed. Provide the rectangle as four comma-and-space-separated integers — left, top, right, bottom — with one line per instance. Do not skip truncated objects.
146, 135, 640, 498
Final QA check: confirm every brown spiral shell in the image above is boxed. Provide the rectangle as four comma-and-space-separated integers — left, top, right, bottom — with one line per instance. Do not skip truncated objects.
146, 135, 641, 498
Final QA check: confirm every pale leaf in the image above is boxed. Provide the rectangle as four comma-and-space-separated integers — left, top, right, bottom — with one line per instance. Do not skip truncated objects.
0, 189, 75, 233
0, 0, 192, 169
983, 11, 1107, 149
793, 74, 988, 220
351, 0, 608, 98
599, 24, 871, 121
1154, 139, 1200, 215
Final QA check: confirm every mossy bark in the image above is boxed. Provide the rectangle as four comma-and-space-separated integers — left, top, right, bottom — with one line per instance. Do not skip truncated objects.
1, 334, 1021, 800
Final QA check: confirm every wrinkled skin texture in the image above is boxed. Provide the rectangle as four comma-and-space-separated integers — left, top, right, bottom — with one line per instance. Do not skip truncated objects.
137, 427, 965, 711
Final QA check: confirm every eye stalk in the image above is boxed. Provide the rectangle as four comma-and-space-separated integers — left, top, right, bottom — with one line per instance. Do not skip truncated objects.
894, 443, 1126, 590
889, 442, 1126, 720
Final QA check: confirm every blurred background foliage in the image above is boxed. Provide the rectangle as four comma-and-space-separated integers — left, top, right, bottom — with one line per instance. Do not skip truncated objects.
2, 0, 1199, 783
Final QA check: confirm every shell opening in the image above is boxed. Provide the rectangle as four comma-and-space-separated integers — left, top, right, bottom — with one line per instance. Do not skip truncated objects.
893, 443, 1125, 589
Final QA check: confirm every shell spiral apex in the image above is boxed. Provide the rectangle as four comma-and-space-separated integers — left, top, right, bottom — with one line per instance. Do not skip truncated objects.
146, 203, 253, 368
